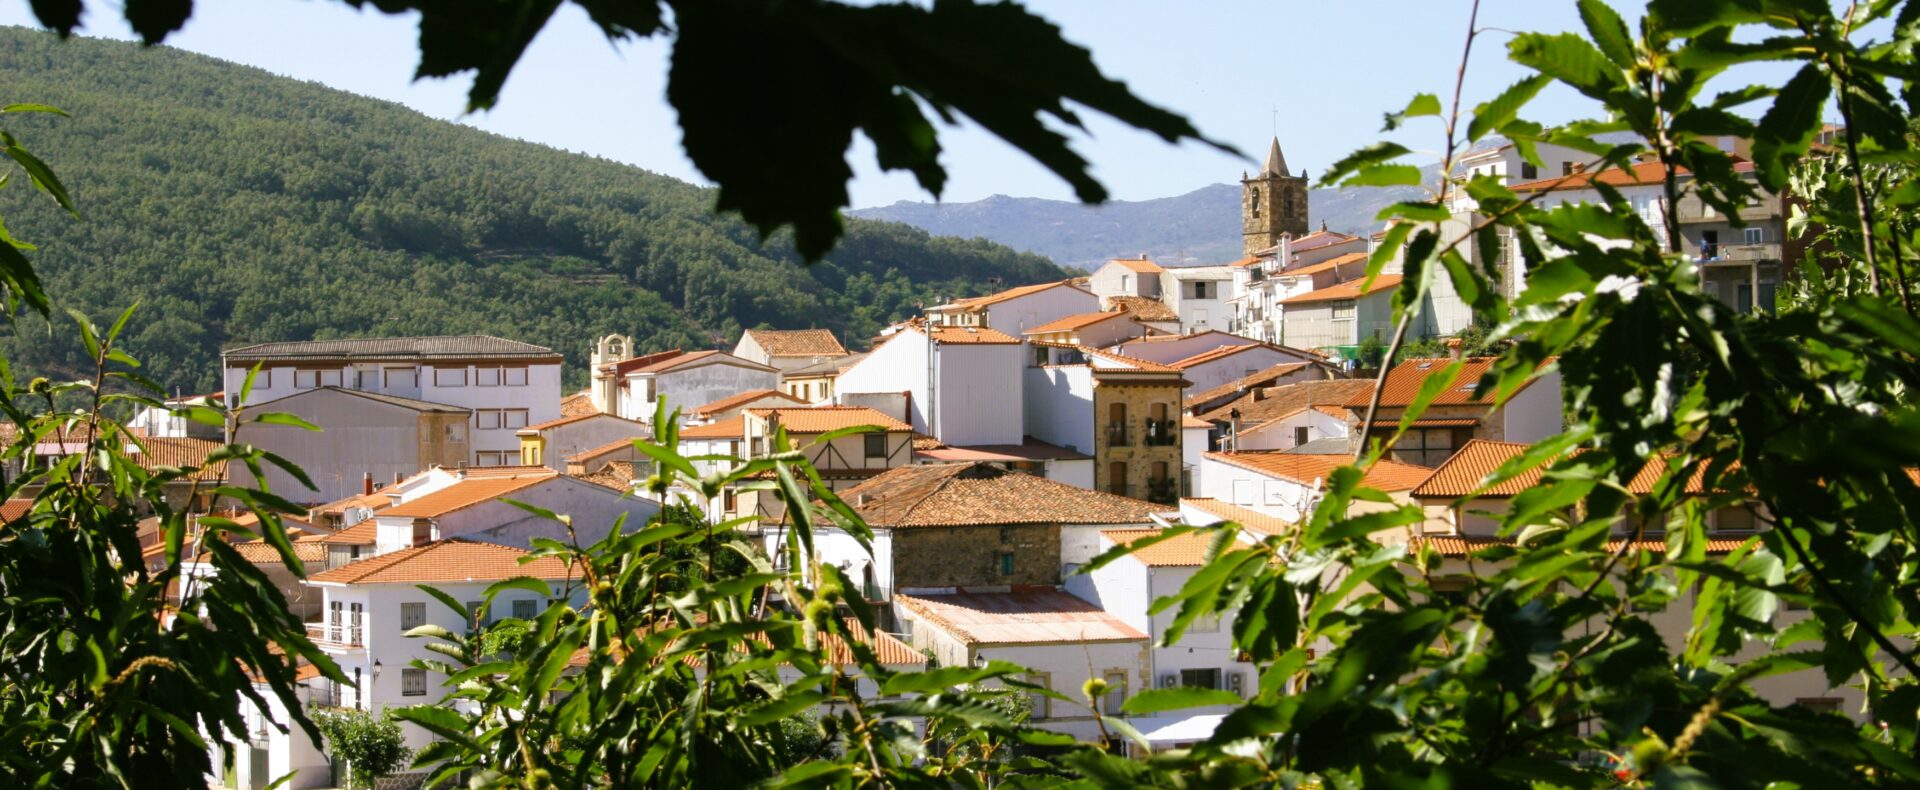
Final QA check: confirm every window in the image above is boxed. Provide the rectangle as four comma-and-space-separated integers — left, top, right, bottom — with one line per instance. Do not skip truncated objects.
1189, 613, 1221, 633
1294, 426, 1311, 446
1520, 162, 1538, 180
1120, 274, 1131, 290
722, 487, 737, 514
402, 668, 427, 697
475, 367, 501, 387
1717, 507, 1757, 532
503, 409, 529, 429
1282, 192, 1295, 216
475, 451, 510, 467
385, 367, 418, 389
1249, 187, 1261, 217
401, 602, 426, 631
1180, 668, 1221, 689
505, 366, 528, 386
1561, 161, 1574, 176
465, 600, 486, 630
1107, 461, 1128, 496
999, 552, 1015, 576
475, 410, 502, 430
1797, 697, 1843, 714
445, 422, 466, 443
863, 433, 888, 459
1430, 576, 1471, 605
1102, 671, 1127, 715
512, 598, 538, 620
295, 369, 320, 389
1744, 226, 1766, 244
433, 367, 468, 387
1025, 673, 1051, 720
1331, 300, 1357, 320
1189, 281, 1212, 299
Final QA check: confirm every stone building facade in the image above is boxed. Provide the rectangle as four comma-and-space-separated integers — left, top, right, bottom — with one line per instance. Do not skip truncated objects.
892, 524, 1062, 588
1094, 377, 1187, 503
1242, 137, 1310, 255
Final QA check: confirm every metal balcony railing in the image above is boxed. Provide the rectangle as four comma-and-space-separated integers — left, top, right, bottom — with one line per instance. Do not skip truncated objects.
1143, 419, 1179, 446
307, 620, 365, 648
1106, 423, 1129, 447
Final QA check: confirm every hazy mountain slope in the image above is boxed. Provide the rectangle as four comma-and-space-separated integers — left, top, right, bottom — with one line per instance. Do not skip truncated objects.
0, 28, 1071, 391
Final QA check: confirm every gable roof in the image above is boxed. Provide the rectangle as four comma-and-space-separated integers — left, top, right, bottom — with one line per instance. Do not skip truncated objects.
383, 470, 558, 519
1508, 160, 1682, 193
309, 538, 578, 585
1279, 274, 1403, 305
1182, 362, 1318, 407
1205, 451, 1434, 492
785, 352, 869, 378
742, 328, 848, 358
1288, 229, 1363, 252
926, 326, 1023, 345
1105, 256, 1165, 274
1196, 378, 1375, 423
567, 437, 640, 463
301, 520, 379, 545
560, 390, 596, 418
573, 460, 642, 492
748, 405, 913, 433
915, 436, 1092, 463
935, 279, 1089, 312
521, 411, 639, 433
1101, 528, 1250, 567
1281, 251, 1369, 278
1025, 310, 1132, 335
1344, 357, 1542, 408
225, 335, 556, 361
690, 389, 805, 418
252, 386, 471, 415
678, 415, 746, 440
1410, 439, 1714, 499
895, 589, 1148, 645
839, 462, 1163, 527
1179, 497, 1292, 537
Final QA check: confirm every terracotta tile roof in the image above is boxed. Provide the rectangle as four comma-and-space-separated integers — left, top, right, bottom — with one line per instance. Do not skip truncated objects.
458, 465, 555, 478
895, 589, 1149, 645
311, 491, 393, 517
1206, 451, 1434, 492
1279, 274, 1403, 305
569, 618, 922, 670
839, 463, 1164, 527
304, 520, 378, 545
1106, 256, 1165, 274
689, 389, 804, 418
1180, 497, 1293, 537
197, 540, 328, 565
560, 390, 596, 418
1024, 310, 1131, 335
1168, 343, 1265, 370
678, 415, 745, 441
224, 335, 557, 360
1, 498, 32, 524
1229, 255, 1265, 268
1367, 417, 1481, 429
1411, 532, 1756, 557
742, 328, 848, 358
1410, 439, 1713, 499
567, 438, 639, 463
1342, 357, 1541, 408
609, 348, 685, 376
1107, 296, 1179, 322
1288, 229, 1363, 252
133, 436, 228, 482
1281, 251, 1368, 278
1196, 378, 1375, 423
938, 280, 1087, 312
383, 470, 557, 519
309, 538, 579, 585
1101, 528, 1250, 566
1182, 362, 1318, 408
916, 437, 1091, 463
1182, 415, 1212, 430
574, 460, 642, 492
1509, 160, 1682, 193
1078, 344, 1183, 373
926, 326, 1023, 345
749, 406, 913, 433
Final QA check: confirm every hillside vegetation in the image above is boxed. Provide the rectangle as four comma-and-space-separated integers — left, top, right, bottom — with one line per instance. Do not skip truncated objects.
0, 28, 1067, 392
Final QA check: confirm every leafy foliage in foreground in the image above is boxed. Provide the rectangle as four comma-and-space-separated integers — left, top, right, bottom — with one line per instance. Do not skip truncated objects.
0, 29, 1070, 391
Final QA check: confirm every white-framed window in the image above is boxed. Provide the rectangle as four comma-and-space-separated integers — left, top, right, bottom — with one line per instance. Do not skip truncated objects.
1331, 300, 1356, 320
475, 367, 501, 387
475, 410, 502, 430
401, 668, 427, 697
433, 367, 468, 387
1744, 226, 1766, 244
385, 367, 418, 389
1025, 673, 1051, 720
401, 602, 426, 631
503, 409, 529, 429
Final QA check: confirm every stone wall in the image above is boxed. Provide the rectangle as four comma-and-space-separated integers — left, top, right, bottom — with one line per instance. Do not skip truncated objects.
1094, 380, 1186, 502
893, 524, 1061, 588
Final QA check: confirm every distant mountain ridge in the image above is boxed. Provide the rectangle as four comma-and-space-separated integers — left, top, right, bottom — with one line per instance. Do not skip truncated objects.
852, 179, 1429, 269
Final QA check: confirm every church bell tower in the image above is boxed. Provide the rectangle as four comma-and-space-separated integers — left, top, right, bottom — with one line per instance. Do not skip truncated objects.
1242, 137, 1310, 255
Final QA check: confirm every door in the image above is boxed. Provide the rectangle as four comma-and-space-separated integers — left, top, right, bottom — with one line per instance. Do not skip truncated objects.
248, 746, 270, 790
348, 602, 363, 645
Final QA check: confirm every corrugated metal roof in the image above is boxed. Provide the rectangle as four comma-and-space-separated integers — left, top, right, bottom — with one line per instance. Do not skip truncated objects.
895, 589, 1148, 645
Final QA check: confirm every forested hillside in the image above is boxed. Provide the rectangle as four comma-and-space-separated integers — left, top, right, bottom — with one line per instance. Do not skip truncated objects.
0, 28, 1068, 392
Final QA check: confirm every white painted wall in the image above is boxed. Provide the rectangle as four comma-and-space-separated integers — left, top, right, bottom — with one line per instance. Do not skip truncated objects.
1111, 332, 1255, 365
1048, 458, 1095, 489
622, 361, 780, 425
983, 287, 1101, 337
1023, 366, 1096, 456
532, 415, 649, 471
229, 389, 445, 504
1498, 370, 1565, 444
1198, 457, 1321, 523
1089, 261, 1161, 299
1178, 347, 1322, 394
932, 344, 1027, 446
1236, 409, 1347, 451
837, 333, 932, 435
226, 362, 560, 455
895, 607, 1146, 741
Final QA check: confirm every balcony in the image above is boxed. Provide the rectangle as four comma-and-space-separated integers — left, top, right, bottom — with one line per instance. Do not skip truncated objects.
307, 620, 366, 649
1143, 419, 1179, 447
1105, 423, 1129, 447
1105, 483, 1132, 497
1714, 242, 1782, 262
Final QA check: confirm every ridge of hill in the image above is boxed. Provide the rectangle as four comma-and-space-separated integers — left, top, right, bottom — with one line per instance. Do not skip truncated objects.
851, 181, 1427, 270
0, 28, 1071, 391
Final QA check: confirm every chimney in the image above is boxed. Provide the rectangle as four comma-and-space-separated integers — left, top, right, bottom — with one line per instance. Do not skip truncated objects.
1228, 408, 1242, 452
393, 472, 403, 486
1570, 162, 1586, 174
1447, 337, 1465, 360
362, 472, 374, 496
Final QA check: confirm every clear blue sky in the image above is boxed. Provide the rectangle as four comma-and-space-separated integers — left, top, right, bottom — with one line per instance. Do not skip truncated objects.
0, 0, 1818, 208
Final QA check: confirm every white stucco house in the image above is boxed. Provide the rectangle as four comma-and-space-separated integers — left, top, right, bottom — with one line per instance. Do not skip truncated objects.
927, 280, 1101, 337
1197, 451, 1434, 524
227, 387, 474, 503
835, 325, 1027, 446
602, 349, 780, 425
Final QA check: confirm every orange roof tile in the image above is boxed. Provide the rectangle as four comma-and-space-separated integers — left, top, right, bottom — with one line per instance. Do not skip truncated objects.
1341, 357, 1542, 408
196, 540, 329, 565
749, 405, 912, 433
1229, 255, 1265, 268
1180, 497, 1292, 537
840, 463, 1164, 527
1196, 378, 1375, 423
132, 436, 228, 482
383, 471, 557, 519
939, 280, 1088, 312
1, 498, 32, 524
690, 388, 804, 418
1279, 274, 1403, 305
1101, 528, 1250, 566
1107, 296, 1179, 322
1106, 256, 1165, 274
896, 589, 1149, 645
521, 412, 606, 432
1025, 310, 1131, 335
574, 460, 642, 492
309, 539, 579, 585
1183, 361, 1319, 407
1411, 533, 1755, 557
927, 326, 1023, 345
1182, 415, 1212, 430
1410, 439, 1714, 499
1281, 251, 1368, 278
1288, 229, 1364, 252
742, 328, 848, 357
303, 520, 378, 545
1168, 343, 1265, 369
678, 415, 746, 441
1509, 160, 1683, 193
559, 390, 596, 418
1205, 451, 1433, 492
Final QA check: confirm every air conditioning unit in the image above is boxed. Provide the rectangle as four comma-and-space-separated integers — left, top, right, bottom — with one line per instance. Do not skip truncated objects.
1227, 672, 1246, 695
1159, 673, 1178, 689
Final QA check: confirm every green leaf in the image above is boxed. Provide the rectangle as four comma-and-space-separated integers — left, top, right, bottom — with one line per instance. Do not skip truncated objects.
1750, 63, 1829, 190
1468, 75, 1551, 142
1339, 164, 1424, 188
1578, 0, 1636, 69
1509, 32, 1621, 102
1382, 92, 1441, 131
252, 412, 319, 431
0, 103, 69, 116
4, 141, 78, 216
1317, 142, 1410, 188
1120, 686, 1243, 714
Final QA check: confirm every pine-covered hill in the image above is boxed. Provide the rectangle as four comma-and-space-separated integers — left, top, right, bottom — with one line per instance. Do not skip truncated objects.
0, 28, 1069, 392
